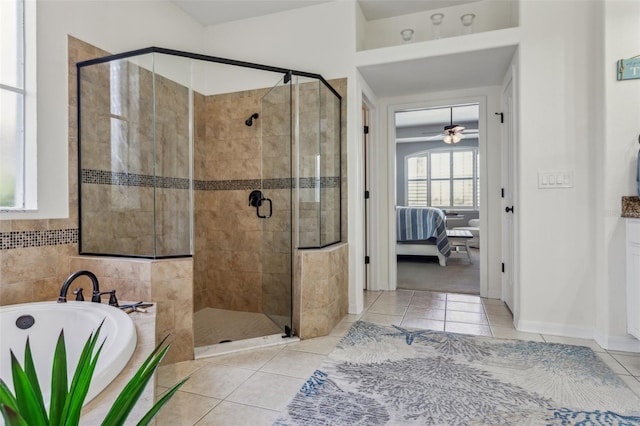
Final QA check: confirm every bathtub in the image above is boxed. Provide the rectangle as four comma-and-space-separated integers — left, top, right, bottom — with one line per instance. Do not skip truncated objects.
0, 301, 137, 406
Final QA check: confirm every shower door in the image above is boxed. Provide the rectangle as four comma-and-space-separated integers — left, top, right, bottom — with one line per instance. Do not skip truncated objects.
259, 74, 293, 336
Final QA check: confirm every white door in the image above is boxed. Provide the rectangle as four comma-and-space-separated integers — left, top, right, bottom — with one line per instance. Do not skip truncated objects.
501, 77, 516, 312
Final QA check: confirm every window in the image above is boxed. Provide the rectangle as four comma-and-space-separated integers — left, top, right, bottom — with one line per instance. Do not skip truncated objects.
0, 0, 25, 209
406, 148, 479, 209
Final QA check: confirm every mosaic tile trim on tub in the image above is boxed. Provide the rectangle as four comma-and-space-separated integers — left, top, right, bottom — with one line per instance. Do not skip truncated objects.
1, 228, 78, 250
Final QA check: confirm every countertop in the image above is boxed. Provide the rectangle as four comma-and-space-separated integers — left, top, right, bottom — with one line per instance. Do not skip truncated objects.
622, 196, 640, 218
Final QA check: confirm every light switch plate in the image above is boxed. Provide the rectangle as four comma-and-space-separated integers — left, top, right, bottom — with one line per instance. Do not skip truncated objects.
538, 171, 573, 188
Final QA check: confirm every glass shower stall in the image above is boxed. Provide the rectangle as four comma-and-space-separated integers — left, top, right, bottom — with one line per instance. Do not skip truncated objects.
76, 47, 341, 347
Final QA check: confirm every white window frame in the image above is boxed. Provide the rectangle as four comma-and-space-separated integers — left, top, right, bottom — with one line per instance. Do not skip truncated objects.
405, 146, 479, 210
1, 0, 36, 213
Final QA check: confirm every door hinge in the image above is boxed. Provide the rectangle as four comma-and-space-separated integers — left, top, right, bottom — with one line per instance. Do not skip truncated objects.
364, 190, 370, 199
365, 256, 370, 264
364, 125, 369, 134
501, 188, 505, 198
501, 262, 505, 273
495, 112, 504, 123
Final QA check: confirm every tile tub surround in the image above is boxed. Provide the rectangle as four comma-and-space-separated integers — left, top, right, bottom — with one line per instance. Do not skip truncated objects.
622, 196, 640, 218
69, 256, 194, 364
81, 305, 156, 424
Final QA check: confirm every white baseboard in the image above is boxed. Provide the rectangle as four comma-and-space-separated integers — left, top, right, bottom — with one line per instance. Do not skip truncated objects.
517, 320, 640, 353
594, 331, 640, 353
516, 319, 594, 340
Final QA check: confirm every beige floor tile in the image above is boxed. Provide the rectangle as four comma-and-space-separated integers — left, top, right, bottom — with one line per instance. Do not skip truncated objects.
446, 301, 485, 314
611, 353, 640, 376
542, 335, 605, 352
155, 390, 220, 426
196, 401, 280, 426
377, 290, 414, 302
225, 372, 306, 411
446, 293, 481, 304
400, 317, 445, 331
487, 313, 515, 328
360, 312, 403, 326
411, 290, 447, 300
596, 352, 629, 375
481, 297, 505, 306
329, 321, 353, 337
339, 313, 363, 323
483, 304, 513, 316
368, 302, 409, 316
608, 350, 640, 357
179, 364, 254, 399
157, 359, 210, 388
618, 375, 640, 398
260, 349, 327, 378
490, 326, 543, 341
407, 299, 447, 310
445, 322, 492, 336
203, 346, 283, 370
286, 335, 341, 355
404, 308, 446, 321
446, 310, 488, 325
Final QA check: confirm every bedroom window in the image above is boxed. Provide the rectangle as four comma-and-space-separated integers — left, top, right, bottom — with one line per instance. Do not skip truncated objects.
406, 148, 479, 209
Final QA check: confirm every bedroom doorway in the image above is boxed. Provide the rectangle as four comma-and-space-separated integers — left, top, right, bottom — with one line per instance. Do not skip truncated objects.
394, 102, 481, 295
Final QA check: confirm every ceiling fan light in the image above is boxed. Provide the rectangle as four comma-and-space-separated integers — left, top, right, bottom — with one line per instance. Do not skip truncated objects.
443, 134, 453, 144
452, 134, 462, 143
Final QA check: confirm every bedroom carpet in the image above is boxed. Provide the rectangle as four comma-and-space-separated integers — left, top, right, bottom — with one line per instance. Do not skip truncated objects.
275, 321, 640, 425
397, 248, 479, 294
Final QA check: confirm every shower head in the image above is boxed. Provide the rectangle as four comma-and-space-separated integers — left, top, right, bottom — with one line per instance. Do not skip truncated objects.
245, 112, 259, 127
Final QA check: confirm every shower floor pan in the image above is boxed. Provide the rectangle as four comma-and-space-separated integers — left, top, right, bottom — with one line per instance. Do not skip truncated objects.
194, 308, 297, 359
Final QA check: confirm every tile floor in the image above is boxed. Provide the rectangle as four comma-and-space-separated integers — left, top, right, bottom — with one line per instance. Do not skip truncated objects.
155, 290, 640, 425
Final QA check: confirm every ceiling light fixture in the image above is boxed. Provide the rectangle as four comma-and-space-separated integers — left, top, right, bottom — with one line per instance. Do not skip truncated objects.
443, 107, 465, 144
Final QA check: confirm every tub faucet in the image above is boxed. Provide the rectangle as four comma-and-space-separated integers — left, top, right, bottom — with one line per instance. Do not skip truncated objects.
58, 270, 100, 303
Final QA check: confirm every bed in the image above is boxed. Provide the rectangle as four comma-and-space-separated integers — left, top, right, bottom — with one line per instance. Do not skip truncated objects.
396, 206, 451, 266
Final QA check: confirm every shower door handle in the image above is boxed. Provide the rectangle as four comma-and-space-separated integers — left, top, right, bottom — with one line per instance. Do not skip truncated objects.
256, 198, 273, 219
257, 197, 272, 219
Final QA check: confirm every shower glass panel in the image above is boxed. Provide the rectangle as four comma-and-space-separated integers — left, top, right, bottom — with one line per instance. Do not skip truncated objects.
296, 77, 342, 248
78, 53, 193, 258
260, 75, 293, 335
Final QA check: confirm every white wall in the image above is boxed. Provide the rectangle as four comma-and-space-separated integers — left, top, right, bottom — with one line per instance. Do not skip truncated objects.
201, 1, 356, 94
1, 0, 204, 220
596, 0, 640, 350
515, 0, 598, 337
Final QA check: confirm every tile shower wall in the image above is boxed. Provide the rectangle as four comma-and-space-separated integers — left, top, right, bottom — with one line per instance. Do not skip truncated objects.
193, 88, 269, 314
79, 56, 191, 257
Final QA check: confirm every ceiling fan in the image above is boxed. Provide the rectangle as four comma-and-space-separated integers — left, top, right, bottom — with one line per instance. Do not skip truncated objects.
442, 107, 464, 144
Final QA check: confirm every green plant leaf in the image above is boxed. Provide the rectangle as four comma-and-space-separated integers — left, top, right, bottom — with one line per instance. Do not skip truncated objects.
0, 403, 29, 426
49, 331, 68, 426
61, 321, 105, 426
101, 336, 175, 426
135, 376, 188, 426
9, 350, 48, 426
23, 337, 46, 417
0, 379, 19, 414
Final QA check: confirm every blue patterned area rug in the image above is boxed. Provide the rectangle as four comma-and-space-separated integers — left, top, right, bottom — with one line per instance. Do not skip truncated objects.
275, 321, 640, 425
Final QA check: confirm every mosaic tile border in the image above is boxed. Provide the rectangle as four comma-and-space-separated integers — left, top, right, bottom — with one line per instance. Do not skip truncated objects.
82, 169, 340, 190
1, 228, 79, 250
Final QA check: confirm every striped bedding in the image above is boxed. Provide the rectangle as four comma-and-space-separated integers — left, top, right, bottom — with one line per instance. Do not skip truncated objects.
396, 207, 451, 258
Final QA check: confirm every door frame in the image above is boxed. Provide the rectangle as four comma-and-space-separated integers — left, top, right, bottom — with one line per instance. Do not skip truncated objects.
387, 95, 490, 297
